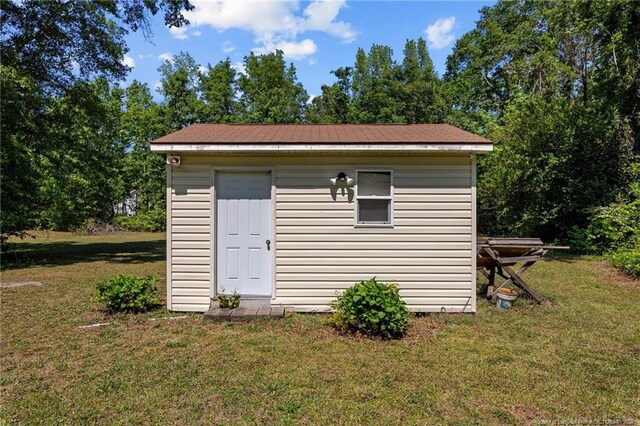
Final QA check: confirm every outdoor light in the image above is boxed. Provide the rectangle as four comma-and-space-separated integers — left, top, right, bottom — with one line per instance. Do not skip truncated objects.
166, 155, 181, 166
330, 171, 353, 186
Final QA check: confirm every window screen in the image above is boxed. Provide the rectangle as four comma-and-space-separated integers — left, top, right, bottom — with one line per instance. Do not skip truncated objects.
356, 171, 392, 225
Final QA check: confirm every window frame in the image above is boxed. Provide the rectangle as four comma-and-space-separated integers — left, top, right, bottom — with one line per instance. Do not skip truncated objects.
354, 169, 394, 228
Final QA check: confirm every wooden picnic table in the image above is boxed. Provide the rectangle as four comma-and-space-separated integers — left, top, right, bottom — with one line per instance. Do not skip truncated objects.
477, 238, 569, 303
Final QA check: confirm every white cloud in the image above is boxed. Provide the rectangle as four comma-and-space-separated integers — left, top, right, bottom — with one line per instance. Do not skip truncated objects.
232, 61, 247, 76
169, 26, 201, 39
299, 0, 357, 43
122, 54, 135, 68
158, 52, 174, 63
153, 80, 162, 91
425, 16, 456, 49
307, 94, 317, 104
253, 38, 317, 60
175, 0, 357, 60
198, 65, 207, 74
222, 40, 235, 53
169, 26, 189, 40
308, 57, 317, 66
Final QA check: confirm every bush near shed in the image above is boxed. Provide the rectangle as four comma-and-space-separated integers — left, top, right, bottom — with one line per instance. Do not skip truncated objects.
330, 277, 410, 339
95, 274, 159, 313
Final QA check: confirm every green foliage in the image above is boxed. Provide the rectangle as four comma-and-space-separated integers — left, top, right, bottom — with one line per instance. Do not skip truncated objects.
1, 0, 192, 94
569, 190, 640, 254
0, 65, 43, 239
478, 95, 633, 242
445, 0, 638, 251
330, 277, 410, 339
238, 50, 309, 123
200, 59, 239, 123
158, 51, 204, 130
217, 289, 241, 309
94, 274, 159, 313
120, 81, 168, 214
37, 79, 128, 230
311, 39, 445, 124
114, 210, 166, 232
0, 0, 190, 241
608, 243, 640, 279
309, 67, 353, 123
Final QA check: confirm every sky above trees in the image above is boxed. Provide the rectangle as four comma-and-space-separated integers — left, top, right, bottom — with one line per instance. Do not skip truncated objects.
123, 0, 494, 98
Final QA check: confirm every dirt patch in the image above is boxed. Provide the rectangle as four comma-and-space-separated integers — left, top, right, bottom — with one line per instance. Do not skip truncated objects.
593, 261, 639, 290
0, 281, 43, 289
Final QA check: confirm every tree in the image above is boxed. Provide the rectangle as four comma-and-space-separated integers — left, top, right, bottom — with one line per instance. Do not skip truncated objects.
351, 45, 405, 123
37, 79, 127, 230
311, 39, 444, 124
237, 51, 308, 123
445, 0, 638, 242
200, 59, 239, 123
0, 0, 193, 243
158, 51, 205, 130
479, 95, 632, 241
120, 81, 168, 214
570, 0, 640, 153
309, 67, 353, 123
0, 0, 192, 95
402, 38, 445, 123
0, 65, 45, 242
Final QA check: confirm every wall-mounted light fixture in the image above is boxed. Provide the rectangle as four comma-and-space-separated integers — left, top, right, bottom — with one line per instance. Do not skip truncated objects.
330, 171, 353, 186
166, 155, 181, 166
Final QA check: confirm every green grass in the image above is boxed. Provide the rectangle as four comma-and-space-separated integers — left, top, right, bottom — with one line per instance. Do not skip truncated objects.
1, 232, 639, 424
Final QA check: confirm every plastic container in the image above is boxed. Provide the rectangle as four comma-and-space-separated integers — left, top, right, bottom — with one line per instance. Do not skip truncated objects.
496, 288, 518, 309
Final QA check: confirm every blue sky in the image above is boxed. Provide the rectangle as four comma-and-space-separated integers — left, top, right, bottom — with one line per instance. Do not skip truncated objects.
123, 1, 494, 99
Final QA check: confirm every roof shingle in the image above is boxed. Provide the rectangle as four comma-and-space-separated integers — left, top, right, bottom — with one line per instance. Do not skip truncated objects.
152, 124, 492, 144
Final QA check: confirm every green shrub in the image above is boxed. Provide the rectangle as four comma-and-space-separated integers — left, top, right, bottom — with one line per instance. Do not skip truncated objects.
95, 274, 159, 313
607, 242, 640, 279
569, 167, 640, 254
217, 289, 240, 308
114, 209, 165, 232
330, 277, 410, 339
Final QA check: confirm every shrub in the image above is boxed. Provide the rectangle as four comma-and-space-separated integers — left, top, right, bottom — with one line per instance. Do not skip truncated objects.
330, 277, 410, 339
569, 166, 640, 254
114, 209, 166, 232
74, 219, 124, 235
217, 289, 240, 308
95, 274, 158, 313
607, 241, 640, 279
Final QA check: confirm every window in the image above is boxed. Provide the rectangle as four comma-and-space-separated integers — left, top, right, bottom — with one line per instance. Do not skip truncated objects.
356, 170, 393, 225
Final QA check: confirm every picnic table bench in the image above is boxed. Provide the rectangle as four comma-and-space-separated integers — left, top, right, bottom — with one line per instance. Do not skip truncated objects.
477, 238, 569, 303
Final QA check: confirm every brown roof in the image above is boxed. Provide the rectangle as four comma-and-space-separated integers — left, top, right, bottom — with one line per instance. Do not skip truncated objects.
152, 124, 492, 144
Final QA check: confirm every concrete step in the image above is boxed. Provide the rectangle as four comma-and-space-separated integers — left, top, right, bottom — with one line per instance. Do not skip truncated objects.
203, 306, 286, 323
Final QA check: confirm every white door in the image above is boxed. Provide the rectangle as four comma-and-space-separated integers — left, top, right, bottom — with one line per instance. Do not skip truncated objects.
217, 172, 272, 296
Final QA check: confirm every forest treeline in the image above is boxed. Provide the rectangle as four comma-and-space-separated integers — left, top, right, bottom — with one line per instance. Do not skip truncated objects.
1, 0, 639, 273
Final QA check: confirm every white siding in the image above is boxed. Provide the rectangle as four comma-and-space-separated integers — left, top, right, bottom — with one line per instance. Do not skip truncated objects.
167, 155, 474, 313
273, 158, 473, 313
168, 163, 212, 312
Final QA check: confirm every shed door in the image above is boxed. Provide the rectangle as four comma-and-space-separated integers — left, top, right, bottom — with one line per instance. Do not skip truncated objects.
216, 172, 272, 296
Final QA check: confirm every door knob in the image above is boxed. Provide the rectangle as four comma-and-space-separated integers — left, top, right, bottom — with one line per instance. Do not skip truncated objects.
266, 239, 271, 250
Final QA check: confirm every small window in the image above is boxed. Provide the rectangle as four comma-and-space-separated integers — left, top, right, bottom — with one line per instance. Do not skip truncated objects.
356, 171, 393, 225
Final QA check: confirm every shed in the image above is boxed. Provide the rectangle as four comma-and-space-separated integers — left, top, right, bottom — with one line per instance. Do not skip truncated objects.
150, 124, 493, 313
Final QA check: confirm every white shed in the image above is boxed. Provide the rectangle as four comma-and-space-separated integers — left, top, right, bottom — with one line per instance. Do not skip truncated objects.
150, 124, 493, 313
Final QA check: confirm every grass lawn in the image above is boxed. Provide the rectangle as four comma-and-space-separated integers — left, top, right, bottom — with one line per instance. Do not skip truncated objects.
1, 232, 639, 424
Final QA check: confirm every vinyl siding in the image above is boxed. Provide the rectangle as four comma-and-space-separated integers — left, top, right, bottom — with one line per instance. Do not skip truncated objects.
168, 163, 212, 312
167, 154, 474, 313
